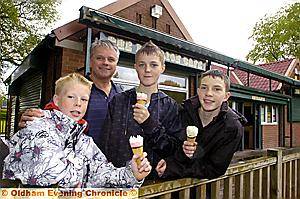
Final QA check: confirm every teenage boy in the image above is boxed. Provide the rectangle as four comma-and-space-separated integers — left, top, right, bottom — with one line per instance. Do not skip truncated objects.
156, 69, 246, 179
3, 73, 151, 188
18, 39, 123, 142
98, 41, 182, 178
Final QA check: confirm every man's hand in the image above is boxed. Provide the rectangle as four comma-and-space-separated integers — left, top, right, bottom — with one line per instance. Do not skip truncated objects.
131, 152, 152, 181
156, 159, 166, 177
133, 103, 150, 124
183, 141, 197, 158
18, 108, 44, 128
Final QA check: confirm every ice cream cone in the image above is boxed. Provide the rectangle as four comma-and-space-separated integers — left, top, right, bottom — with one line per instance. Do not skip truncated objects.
136, 92, 148, 106
129, 135, 144, 166
131, 146, 143, 165
187, 136, 197, 143
186, 126, 198, 143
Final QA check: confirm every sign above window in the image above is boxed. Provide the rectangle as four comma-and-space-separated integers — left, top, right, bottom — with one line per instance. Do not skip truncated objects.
99, 32, 207, 71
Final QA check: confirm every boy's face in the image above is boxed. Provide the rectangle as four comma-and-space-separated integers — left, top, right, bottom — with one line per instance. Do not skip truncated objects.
197, 75, 230, 112
134, 53, 165, 88
90, 47, 118, 81
53, 83, 90, 121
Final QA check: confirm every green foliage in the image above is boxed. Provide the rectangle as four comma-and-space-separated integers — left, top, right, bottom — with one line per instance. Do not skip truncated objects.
0, 0, 61, 67
247, 3, 300, 63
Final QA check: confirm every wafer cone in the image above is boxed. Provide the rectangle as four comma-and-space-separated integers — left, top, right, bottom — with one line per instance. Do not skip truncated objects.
187, 136, 197, 143
131, 146, 143, 166
137, 99, 147, 106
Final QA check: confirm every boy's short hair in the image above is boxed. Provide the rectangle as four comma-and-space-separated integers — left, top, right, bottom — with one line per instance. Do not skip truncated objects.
55, 73, 93, 95
90, 38, 120, 58
135, 41, 165, 65
200, 69, 230, 91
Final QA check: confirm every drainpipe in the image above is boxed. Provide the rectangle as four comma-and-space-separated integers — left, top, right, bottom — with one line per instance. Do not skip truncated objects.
290, 86, 293, 147
85, 27, 92, 75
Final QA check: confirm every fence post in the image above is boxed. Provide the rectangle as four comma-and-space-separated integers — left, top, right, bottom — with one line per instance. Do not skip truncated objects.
267, 148, 283, 199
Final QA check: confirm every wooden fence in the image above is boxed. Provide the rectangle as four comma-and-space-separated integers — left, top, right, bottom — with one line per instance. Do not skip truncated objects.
139, 147, 300, 199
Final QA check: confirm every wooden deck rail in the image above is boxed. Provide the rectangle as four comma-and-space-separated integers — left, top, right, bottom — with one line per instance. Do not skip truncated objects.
139, 147, 300, 199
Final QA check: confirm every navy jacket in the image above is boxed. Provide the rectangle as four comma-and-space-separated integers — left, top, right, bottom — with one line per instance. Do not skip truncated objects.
97, 88, 182, 170
163, 95, 247, 179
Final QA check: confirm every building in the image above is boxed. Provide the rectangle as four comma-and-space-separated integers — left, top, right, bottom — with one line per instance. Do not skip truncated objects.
5, 0, 300, 150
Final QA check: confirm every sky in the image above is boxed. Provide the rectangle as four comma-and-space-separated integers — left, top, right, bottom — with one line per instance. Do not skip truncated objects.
53, 0, 297, 61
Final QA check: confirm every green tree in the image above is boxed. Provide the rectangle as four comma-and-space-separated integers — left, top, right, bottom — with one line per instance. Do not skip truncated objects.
0, 0, 61, 67
247, 3, 300, 63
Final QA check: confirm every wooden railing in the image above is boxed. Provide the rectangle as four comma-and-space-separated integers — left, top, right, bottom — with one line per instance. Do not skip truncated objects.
139, 147, 300, 199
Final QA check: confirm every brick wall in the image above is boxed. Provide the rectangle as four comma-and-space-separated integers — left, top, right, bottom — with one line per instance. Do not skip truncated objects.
114, 0, 186, 40
283, 106, 300, 147
262, 125, 279, 148
61, 48, 85, 76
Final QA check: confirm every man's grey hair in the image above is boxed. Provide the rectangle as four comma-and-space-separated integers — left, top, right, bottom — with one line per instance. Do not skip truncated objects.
90, 38, 120, 58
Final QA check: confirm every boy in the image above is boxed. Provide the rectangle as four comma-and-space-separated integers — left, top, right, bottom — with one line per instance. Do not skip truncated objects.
3, 73, 151, 188
156, 69, 246, 179
98, 41, 182, 178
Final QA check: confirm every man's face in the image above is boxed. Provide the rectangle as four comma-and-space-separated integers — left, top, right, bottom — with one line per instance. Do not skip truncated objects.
90, 47, 118, 81
197, 75, 230, 112
134, 54, 165, 87
53, 83, 90, 121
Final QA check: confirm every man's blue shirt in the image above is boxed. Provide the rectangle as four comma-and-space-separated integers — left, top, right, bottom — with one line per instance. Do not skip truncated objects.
84, 81, 122, 142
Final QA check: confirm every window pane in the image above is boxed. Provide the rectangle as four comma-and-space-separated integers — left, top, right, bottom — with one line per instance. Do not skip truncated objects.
261, 105, 265, 123
267, 105, 272, 123
272, 106, 277, 122
161, 90, 186, 104
114, 66, 139, 82
159, 74, 186, 88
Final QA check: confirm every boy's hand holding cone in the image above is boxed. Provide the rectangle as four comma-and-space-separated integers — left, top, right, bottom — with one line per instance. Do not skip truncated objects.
183, 126, 198, 158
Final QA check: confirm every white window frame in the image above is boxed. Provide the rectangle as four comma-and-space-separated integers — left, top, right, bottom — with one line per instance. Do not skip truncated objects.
261, 104, 278, 125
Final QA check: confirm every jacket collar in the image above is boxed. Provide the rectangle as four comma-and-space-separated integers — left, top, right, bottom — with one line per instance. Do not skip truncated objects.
44, 101, 87, 125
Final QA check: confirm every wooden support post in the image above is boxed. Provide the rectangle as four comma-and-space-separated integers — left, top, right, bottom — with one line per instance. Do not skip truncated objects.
297, 159, 300, 198
159, 193, 172, 199
283, 162, 286, 198
224, 177, 233, 199
253, 169, 263, 198
245, 171, 254, 199
262, 166, 271, 199
268, 148, 283, 199
286, 161, 292, 198
179, 188, 190, 199
211, 181, 221, 199
292, 160, 297, 199
235, 174, 244, 199
195, 185, 206, 199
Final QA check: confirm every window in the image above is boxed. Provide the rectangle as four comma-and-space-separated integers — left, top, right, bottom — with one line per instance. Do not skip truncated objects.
261, 106, 265, 123
166, 24, 170, 34
260, 104, 278, 125
112, 65, 188, 103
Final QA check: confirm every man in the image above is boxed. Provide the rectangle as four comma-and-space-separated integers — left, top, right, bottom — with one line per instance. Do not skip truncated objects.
156, 69, 246, 179
19, 39, 123, 141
